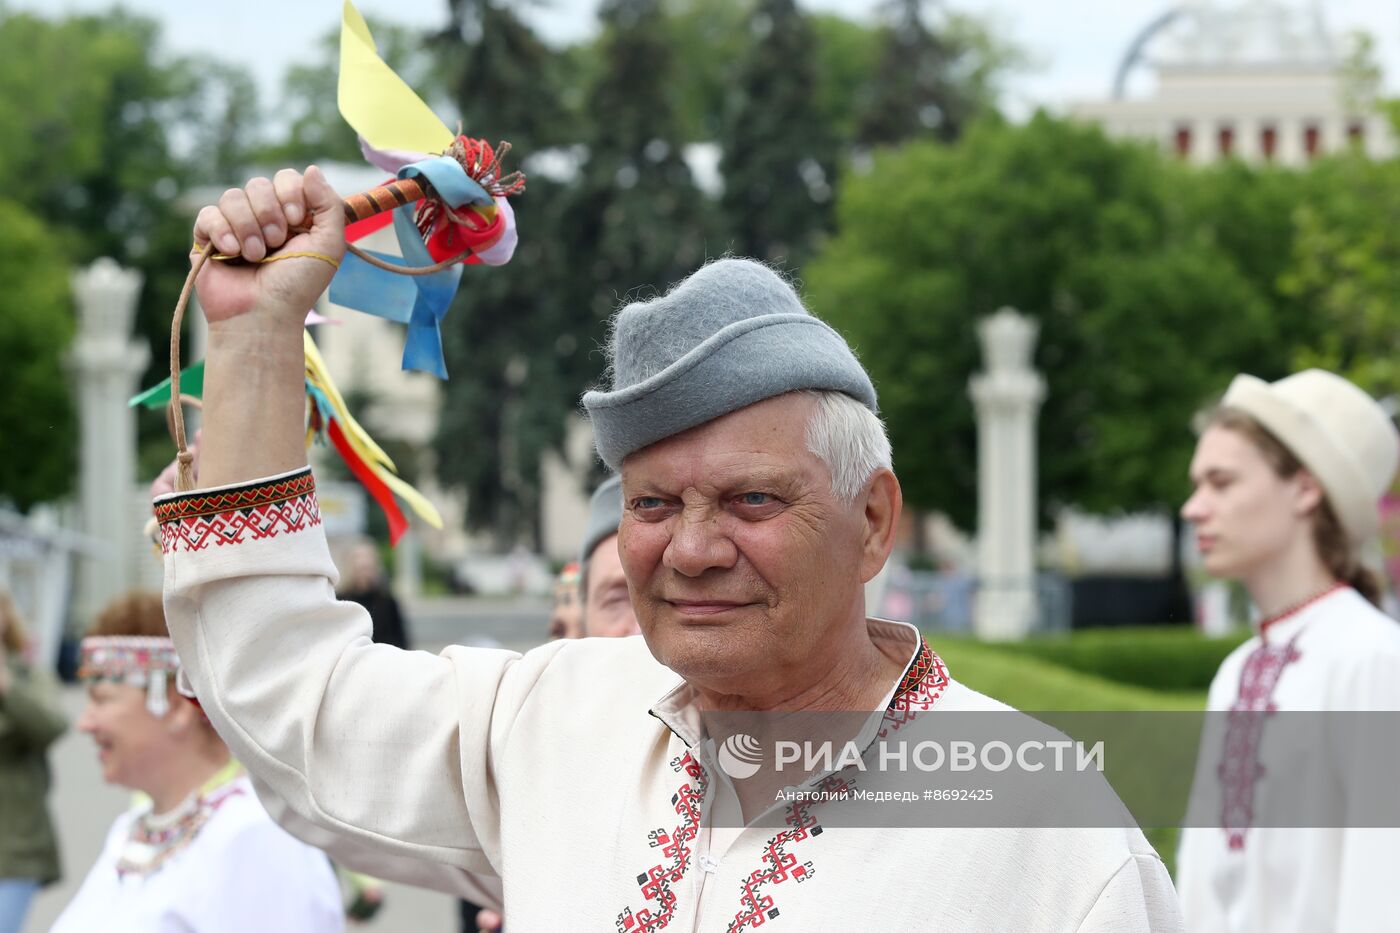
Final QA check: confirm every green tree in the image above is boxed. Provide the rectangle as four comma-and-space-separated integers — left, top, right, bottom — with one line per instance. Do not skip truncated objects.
718, 0, 835, 266
0, 201, 74, 510
0, 10, 261, 497
1282, 152, 1400, 395
438, 0, 576, 154
806, 114, 1293, 532
437, 0, 715, 545
856, 0, 1018, 146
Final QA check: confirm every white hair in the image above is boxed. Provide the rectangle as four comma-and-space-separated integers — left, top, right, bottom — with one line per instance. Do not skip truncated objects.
801, 390, 892, 502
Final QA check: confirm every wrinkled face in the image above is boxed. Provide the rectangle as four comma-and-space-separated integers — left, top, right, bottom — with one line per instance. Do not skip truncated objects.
583, 534, 640, 638
77, 681, 180, 791
619, 393, 869, 692
1182, 425, 1319, 580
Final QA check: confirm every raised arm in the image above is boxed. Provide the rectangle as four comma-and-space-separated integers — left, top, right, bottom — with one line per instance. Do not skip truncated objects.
190, 166, 339, 487
158, 169, 530, 872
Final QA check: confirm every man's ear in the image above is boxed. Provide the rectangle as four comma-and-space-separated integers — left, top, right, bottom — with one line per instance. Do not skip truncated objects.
1294, 469, 1325, 518
859, 469, 902, 585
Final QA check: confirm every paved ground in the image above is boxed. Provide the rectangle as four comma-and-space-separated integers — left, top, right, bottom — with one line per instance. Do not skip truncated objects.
25, 597, 548, 932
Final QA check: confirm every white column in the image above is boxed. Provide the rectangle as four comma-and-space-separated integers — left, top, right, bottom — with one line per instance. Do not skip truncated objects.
969, 309, 1046, 641
68, 258, 148, 624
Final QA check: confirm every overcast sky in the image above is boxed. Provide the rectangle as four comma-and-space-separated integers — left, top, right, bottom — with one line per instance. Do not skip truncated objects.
12, 0, 1400, 117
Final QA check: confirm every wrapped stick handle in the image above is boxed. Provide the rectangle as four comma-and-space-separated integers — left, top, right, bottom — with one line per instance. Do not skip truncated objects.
342, 177, 428, 224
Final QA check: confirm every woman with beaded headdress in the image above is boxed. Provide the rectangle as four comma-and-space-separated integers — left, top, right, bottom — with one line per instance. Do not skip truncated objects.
51, 591, 344, 932
0, 590, 66, 933
1176, 370, 1400, 931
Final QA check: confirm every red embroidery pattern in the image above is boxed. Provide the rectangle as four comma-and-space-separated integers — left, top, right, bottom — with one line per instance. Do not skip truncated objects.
1219, 633, 1303, 850
726, 774, 845, 931
880, 640, 949, 739
616, 753, 709, 932
156, 471, 321, 553
618, 638, 946, 929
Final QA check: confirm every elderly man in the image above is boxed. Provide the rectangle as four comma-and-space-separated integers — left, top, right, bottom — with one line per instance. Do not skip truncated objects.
160, 168, 1180, 930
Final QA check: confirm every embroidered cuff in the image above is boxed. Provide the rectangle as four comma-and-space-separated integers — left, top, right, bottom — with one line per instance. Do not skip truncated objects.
154, 468, 320, 554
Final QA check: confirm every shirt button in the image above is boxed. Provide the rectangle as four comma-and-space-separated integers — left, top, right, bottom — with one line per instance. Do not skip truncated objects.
698, 854, 720, 873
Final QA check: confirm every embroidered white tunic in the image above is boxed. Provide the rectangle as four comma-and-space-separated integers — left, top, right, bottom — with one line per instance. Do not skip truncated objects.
157, 469, 1182, 932
50, 773, 344, 933
1177, 587, 1400, 932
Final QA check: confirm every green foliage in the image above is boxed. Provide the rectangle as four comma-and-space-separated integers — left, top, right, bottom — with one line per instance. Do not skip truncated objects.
718, 0, 834, 266
978, 627, 1250, 693
661, 0, 753, 142
806, 114, 1303, 528
437, 0, 577, 153
0, 201, 75, 509
436, 0, 715, 544
808, 14, 881, 142
0, 9, 256, 503
1282, 153, 1400, 395
856, 0, 1015, 145
932, 637, 1208, 711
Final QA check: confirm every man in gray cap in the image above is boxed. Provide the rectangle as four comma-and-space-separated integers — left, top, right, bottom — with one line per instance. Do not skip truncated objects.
158, 170, 1181, 930
575, 474, 640, 638
546, 474, 637, 639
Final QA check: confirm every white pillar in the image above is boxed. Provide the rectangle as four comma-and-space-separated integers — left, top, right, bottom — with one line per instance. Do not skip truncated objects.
68, 258, 148, 625
969, 309, 1045, 641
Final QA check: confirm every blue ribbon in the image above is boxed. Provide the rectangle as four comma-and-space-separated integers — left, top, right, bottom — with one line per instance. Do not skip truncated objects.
326, 155, 476, 379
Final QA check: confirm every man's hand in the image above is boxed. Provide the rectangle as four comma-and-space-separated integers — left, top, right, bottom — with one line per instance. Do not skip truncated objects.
192, 166, 345, 328
189, 168, 344, 489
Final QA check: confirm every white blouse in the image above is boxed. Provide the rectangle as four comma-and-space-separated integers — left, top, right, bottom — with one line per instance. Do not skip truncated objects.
52, 773, 344, 933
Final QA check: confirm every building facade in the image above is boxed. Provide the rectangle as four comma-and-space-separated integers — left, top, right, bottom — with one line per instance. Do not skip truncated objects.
1072, 1, 1394, 166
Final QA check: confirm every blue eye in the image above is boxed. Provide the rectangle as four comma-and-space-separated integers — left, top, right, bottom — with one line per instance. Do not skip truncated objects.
740, 492, 771, 506
634, 497, 665, 510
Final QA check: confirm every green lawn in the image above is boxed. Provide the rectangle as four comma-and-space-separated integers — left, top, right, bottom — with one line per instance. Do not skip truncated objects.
924, 633, 1212, 878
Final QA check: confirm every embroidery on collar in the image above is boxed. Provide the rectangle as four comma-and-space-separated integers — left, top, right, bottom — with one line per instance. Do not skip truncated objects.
616, 753, 709, 932
880, 639, 950, 739
1219, 630, 1304, 850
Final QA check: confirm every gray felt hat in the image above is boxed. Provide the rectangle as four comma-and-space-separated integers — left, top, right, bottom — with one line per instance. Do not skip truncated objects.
579, 474, 623, 566
582, 258, 877, 469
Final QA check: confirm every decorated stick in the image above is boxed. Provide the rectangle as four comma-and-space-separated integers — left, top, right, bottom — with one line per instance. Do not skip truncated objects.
341, 177, 427, 224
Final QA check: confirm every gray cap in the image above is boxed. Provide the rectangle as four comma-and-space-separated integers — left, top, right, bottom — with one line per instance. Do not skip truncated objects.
581, 258, 877, 470
579, 474, 623, 566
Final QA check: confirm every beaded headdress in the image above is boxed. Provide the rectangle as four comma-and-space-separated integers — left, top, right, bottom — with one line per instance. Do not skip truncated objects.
78, 636, 181, 717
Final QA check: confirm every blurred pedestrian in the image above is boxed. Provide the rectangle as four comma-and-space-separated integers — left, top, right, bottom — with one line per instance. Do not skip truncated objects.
577, 474, 639, 638
1178, 369, 1400, 931
51, 591, 344, 932
546, 562, 582, 640
0, 591, 66, 933
339, 540, 411, 649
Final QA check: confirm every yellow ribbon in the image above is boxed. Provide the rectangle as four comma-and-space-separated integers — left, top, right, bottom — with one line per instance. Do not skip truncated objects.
339, 0, 455, 154
303, 331, 444, 530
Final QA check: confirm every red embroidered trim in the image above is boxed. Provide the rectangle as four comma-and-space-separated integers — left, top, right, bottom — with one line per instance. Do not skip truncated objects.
1219, 632, 1303, 850
156, 471, 321, 553
616, 753, 709, 932
726, 774, 846, 931
880, 639, 950, 739
1258, 582, 1346, 641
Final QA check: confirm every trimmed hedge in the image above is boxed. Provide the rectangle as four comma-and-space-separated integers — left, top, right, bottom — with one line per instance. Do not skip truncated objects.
937, 627, 1250, 693
931, 640, 1207, 711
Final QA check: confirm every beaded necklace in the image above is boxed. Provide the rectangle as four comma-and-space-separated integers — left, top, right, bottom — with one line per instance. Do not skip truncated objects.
115, 760, 245, 879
